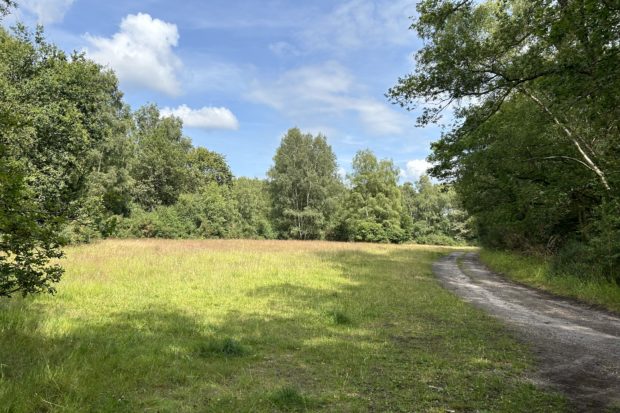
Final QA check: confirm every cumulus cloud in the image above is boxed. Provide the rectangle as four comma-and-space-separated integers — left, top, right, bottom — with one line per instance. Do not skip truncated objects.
403, 159, 432, 181
248, 62, 408, 136
160, 104, 239, 130
20, 0, 75, 24
85, 13, 182, 96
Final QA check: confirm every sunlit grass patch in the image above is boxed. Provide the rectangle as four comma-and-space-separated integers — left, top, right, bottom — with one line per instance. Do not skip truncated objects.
0, 239, 566, 412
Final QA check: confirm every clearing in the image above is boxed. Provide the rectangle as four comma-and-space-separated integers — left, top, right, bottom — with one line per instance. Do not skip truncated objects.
1, 239, 567, 412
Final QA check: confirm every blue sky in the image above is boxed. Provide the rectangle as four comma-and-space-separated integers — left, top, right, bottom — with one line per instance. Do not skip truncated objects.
5, 0, 441, 181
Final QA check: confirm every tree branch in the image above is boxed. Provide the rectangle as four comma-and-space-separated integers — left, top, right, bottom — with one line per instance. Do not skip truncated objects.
521, 87, 611, 191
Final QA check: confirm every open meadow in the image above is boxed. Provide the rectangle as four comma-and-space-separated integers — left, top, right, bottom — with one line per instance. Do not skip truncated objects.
0, 240, 566, 412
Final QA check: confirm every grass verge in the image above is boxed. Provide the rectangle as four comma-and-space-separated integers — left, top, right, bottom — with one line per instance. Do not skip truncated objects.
0, 239, 566, 412
479, 249, 620, 314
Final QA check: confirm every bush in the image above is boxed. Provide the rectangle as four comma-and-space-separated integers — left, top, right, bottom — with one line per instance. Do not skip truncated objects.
553, 201, 620, 282
114, 206, 192, 238
413, 233, 462, 246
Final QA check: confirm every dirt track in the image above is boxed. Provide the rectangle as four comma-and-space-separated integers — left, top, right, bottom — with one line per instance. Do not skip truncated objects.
433, 252, 620, 412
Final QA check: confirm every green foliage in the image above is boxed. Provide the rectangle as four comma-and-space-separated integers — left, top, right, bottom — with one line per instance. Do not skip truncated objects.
232, 177, 275, 239
553, 200, 620, 281
0, 25, 124, 296
130, 104, 192, 210
116, 204, 191, 239
190, 183, 241, 238
390, 0, 620, 279
339, 150, 407, 243
0, 0, 14, 16
188, 146, 233, 188
115, 183, 242, 239
402, 175, 475, 246
480, 249, 620, 314
268, 128, 343, 240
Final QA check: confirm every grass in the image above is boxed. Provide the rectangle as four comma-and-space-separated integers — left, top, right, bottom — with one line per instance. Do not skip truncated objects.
0, 239, 567, 412
479, 249, 620, 314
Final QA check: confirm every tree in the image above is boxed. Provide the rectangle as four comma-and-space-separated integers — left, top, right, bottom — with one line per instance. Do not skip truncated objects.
130, 105, 192, 210
389, 0, 620, 279
187, 147, 233, 189
268, 128, 342, 240
340, 150, 408, 243
232, 178, 275, 239
401, 175, 474, 245
0, 25, 125, 296
388, 0, 619, 193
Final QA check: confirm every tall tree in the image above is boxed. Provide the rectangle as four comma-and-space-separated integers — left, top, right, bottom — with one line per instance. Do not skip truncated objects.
340, 150, 408, 243
0, 25, 125, 296
130, 105, 192, 210
268, 128, 342, 240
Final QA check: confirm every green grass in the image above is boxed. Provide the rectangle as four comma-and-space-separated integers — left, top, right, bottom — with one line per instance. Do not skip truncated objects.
0, 239, 566, 412
480, 249, 620, 314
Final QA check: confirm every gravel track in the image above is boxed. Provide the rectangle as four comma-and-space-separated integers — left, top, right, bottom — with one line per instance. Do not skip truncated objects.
433, 252, 620, 412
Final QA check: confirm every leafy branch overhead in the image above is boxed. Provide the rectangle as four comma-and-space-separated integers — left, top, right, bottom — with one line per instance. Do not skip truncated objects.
388, 0, 618, 191
389, 0, 619, 279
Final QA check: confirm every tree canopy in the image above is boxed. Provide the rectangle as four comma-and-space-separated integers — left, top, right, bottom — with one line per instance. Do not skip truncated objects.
389, 0, 620, 280
340, 150, 409, 243
268, 128, 343, 240
0, 25, 124, 296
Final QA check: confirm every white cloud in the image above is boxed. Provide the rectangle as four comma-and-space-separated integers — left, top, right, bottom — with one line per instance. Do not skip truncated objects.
161, 105, 239, 130
248, 62, 408, 136
403, 159, 432, 181
20, 0, 75, 24
84, 13, 182, 96
300, 0, 416, 51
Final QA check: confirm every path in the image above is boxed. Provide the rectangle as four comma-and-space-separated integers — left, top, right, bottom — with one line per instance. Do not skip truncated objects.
433, 252, 620, 412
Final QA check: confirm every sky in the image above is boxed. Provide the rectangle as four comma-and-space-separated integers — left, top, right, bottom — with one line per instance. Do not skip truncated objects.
4, 0, 442, 182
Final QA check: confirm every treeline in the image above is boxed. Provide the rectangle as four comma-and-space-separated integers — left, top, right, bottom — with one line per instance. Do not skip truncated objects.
389, 0, 620, 281
0, 19, 472, 297
68, 124, 473, 247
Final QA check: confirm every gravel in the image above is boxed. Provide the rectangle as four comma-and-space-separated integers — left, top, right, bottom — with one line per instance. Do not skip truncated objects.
433, 252, 620, 412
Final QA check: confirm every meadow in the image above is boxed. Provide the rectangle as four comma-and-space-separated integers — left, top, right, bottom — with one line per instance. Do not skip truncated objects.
0, 240, 566, 412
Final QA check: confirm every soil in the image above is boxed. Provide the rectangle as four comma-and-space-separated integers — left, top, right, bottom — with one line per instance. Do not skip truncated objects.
433, 252, 620, 412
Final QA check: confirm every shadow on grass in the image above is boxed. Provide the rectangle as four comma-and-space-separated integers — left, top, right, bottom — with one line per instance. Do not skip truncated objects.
0, 247, 566, 412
